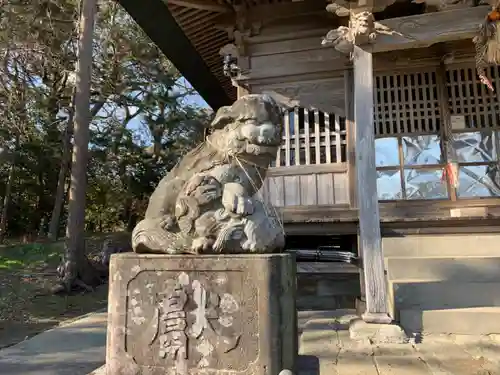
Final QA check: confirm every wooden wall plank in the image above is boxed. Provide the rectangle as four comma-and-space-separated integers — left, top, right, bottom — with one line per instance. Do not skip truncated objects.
253, 76, 346, 116
284, 175, 301, 206
250, 48, 342, 70
268, 176, 285, 207
248, 35, 328, 56
316, 173, 335, 205
334, 173, 349, 204
299, 174, 317, 206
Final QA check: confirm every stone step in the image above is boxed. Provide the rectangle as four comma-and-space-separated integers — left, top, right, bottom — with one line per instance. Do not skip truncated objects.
391, 280, 500, 311
382, 234, 500, 258
400, 307, 500, 335
386, 256, 500, 282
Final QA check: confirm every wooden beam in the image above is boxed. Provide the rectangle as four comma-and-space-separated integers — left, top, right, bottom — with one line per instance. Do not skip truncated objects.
326, 0, 396, 17
214, 0, 328, 29
368, 6, 488, 53
167, 0, 232, 13
297, 262, 360, 274
244, 0, 328, 22
353, 46, 391, 324
267, 163, 348, 177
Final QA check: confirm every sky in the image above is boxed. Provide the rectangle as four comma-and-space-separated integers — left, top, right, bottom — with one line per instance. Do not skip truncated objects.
177, 77, 210, 109
124, 77, 210, 138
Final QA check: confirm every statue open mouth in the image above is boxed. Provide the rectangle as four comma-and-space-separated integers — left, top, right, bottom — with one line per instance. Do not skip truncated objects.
243, 141, 280, 157
256, 135, 281, 147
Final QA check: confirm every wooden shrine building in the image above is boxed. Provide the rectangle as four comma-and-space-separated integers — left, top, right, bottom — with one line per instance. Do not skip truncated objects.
118, 0, 500, 335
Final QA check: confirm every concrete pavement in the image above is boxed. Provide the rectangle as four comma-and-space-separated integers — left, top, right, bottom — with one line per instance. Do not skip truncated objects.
0, 311, 107, 375
299, 310, 500, 375
2, 309, 500, 375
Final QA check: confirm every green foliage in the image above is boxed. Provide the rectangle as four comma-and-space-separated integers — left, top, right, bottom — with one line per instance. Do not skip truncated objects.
0, 0, 210, 239
0, 243, 62, 271
0, 236, 109, 342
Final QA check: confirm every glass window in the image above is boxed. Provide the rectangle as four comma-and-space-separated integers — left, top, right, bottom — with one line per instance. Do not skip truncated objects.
457, 165, 500, 198
404, 168, 448, 200
453, 131, 497, 163
402, 135, 442, 166
375, 137, 399, 167
377, 170, 403, 200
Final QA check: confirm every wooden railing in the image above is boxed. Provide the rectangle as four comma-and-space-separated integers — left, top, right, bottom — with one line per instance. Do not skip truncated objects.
273, 107, 347, 167
260, 107, 349, 207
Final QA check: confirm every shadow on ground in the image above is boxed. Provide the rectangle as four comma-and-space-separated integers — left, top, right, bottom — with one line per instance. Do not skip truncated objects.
0, 235, 122, 349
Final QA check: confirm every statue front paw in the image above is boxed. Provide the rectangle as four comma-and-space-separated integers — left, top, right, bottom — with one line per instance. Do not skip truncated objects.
191, 237, 215, 253
234, 197, 254, 216
241, 239, 257, 252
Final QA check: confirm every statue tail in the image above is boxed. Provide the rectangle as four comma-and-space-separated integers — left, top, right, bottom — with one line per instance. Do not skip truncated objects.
131, 218, 188, 254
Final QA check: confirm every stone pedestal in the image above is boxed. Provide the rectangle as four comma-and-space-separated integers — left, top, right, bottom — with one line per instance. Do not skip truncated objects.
106, 253, 297, 375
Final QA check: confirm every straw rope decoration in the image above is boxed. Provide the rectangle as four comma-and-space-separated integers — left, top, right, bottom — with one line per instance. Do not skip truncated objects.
204, 137, 285, 236
473, 3, 500, 92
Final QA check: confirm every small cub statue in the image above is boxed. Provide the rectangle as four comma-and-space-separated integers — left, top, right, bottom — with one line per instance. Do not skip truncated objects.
132, 94, 285, 255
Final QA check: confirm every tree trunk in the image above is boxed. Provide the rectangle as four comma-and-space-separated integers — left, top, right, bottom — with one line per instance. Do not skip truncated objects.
48, 95, 106, 242
48, 97, 75, 241
0, 135, 19, 243
0, 160, 15, 242
56, 0, 102, 294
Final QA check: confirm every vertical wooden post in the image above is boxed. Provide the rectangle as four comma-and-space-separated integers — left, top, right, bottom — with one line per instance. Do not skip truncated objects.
345, 69, 357, 209
353, 46, 391, 324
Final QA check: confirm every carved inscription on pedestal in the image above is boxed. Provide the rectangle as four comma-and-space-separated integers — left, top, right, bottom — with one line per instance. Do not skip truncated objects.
125, 270, 257, 373
158, 282, 188, 361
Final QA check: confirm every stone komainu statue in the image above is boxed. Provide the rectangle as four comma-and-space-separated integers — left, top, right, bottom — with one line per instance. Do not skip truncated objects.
132, 94, 285, 255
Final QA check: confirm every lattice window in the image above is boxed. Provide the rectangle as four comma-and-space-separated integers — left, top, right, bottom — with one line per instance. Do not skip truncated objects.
375, 65, 500, 200
271, 107, 347, 167
375, 70, 446, 200
374, 71, 441, 137
446, 65, 500, 129
446, 65, 500, 198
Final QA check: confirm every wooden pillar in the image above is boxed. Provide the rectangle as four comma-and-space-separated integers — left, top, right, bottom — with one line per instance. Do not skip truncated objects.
345, 69, 357, 209
353, 46, 391, 324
